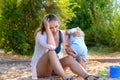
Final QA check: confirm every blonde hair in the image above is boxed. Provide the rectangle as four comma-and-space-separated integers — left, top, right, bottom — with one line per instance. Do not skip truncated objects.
34, 14, 60, 37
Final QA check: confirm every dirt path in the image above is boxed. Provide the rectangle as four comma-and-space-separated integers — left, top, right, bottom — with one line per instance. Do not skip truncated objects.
0, 52, 120, 80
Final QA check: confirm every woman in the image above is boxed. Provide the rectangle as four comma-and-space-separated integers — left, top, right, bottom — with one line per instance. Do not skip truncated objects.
31, 14, 99, 80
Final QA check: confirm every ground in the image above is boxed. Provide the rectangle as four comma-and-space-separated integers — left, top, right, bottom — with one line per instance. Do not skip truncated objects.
0, 52, 120, 80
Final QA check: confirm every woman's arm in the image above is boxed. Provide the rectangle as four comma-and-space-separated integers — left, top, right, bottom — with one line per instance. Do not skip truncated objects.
44, 18, 56, 48
36, 33, 56, 49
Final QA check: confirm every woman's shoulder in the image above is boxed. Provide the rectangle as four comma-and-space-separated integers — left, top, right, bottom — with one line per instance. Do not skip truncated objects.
36, 32, 46, 38
37, 32, 46, 35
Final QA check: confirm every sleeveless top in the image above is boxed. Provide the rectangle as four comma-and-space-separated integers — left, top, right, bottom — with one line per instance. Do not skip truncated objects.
55, 31, 62, 54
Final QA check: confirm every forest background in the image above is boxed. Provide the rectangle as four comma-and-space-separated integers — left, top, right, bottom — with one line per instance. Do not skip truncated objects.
0, 0, 120, 55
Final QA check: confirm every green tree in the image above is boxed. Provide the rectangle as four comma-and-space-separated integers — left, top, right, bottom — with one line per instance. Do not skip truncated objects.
0, 0, 43, 54
86, 0, 114, 46
43, 0, 75, 29
109, 0, 120, 50
67, 0, 92, 30
0, 0, 75, 55
67, 0, 119, 48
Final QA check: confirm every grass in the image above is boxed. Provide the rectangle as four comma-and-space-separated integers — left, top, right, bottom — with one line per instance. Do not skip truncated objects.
88, 46, 115, 55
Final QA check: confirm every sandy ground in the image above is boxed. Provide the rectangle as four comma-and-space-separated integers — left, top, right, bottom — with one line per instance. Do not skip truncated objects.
0, 52, 120, 80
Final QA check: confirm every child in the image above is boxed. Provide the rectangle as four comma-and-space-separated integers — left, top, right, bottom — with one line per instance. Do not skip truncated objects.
65, 27, 88, 69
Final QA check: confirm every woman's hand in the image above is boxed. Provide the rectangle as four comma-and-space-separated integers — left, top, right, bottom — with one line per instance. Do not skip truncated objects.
43, 17, 56, 46
43, 18, 50, 30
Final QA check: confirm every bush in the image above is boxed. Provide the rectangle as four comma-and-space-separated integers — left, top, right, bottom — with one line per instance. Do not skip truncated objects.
0, 0, 42, 55
109, 20, 120, 51
0, 0, 75, 55
85, 26, 111, 47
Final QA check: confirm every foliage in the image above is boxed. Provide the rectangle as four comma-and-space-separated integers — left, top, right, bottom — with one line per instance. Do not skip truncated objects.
110, 2, 120, 51
85, 0, 113, 46
56, 0, 75, 29
86, 0, 120, 51
67, 0, 120, 51
67, 0, 92, 30
0, 0, 43, 54
0, 0, 120, 55
67, 0, 114, 29
43, 0, 75, 29
0, 0, 43, 55
0, 0, 75, 55
89, 45, 115, 55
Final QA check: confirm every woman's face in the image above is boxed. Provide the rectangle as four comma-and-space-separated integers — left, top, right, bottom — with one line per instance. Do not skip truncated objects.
49, 20, 59, 35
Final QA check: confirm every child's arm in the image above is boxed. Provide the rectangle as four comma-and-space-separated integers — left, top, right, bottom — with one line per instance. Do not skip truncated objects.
65, 47, 76, 58
67, 51, 76, 58
65, 30, 71, 48
76, 27, 85, 38
66, 27, 77, 35
66, 30, 71, 35
80, 31, 85, 38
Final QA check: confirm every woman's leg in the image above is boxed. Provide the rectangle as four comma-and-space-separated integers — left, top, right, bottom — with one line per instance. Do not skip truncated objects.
36, 51, 52, 77
79, 57, 86, 69
60, 56, 89, 79
60, 56, 99, 80
37, 50, 69, 80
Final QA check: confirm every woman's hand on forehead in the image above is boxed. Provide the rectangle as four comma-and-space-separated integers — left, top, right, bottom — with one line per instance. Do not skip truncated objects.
44, 18, 50, 29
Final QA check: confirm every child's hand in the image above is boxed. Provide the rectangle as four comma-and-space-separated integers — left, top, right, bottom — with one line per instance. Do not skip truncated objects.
65, 47, 76, 58
67, 51, 76, 58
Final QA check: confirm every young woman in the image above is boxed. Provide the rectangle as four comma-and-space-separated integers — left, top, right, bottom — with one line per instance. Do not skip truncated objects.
31, 14, 99, 80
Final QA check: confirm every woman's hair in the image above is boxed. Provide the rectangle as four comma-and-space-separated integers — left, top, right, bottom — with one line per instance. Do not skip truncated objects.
34, 14, 60, 37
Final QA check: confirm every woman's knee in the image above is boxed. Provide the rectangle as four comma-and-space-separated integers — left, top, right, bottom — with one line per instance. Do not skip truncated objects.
47, 50, 56, 54
47, 50, 59, 58
64, 56, 76, 64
